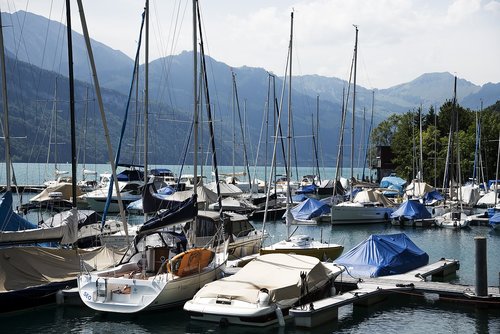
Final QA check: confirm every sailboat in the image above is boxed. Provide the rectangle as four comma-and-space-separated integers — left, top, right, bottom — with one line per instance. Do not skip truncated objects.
77, 0, 229, 313
435, 77, 470, 229
259, 11, 343, 261
330, 26, 394, 225
0, 8, 79, 247
0, 1, 124, 313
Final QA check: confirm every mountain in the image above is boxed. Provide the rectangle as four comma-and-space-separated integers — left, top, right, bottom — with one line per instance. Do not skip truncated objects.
1, 11, 133, 92
0, 10, 498, 170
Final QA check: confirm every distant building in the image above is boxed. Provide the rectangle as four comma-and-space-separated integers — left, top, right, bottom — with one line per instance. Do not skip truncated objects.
371, 146, 395, 183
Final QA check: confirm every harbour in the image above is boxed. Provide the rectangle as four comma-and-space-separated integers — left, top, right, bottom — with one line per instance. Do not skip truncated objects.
2, 205, 500, 332
0, 0, 499, 330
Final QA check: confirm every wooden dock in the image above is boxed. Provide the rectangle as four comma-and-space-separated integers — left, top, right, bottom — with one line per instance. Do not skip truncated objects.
290, 259, 500, 328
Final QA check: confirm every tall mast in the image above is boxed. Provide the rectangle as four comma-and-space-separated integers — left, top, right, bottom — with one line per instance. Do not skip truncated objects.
351, 25, 358, 181
65, 0, 77, 207
192, 0, 198, 196
0, 11, 11, 191
286, 11, 293, 217
419, 103, 423, 182
144, 0, 149, 186
76, 0, 128, 233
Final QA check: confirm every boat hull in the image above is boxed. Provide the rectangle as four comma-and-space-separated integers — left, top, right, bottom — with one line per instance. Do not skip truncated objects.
331, 205, 393, 224
0, 279, 76, 314
78, 264, 224, 313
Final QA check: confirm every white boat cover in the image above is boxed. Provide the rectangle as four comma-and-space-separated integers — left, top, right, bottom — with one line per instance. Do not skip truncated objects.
459, 185, 481, 206
205, 182, 243, 197
0, 208, 79, 244
353, 189, 394, 207
405, 180, 433, 198
191, 253, 331, 306
30, 182, 82, 202
477, 191, 499, 207
0, 245, 124, 291
163, 186, 218, 205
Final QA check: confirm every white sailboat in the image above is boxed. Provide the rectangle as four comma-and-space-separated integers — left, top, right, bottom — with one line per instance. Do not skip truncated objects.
436, 76, 470, 229
78, 0, 229, 313
330, 26, 394, 225
259, 11, 343, 261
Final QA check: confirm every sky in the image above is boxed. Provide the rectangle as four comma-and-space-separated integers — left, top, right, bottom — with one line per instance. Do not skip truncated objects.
2, 0, 500, 89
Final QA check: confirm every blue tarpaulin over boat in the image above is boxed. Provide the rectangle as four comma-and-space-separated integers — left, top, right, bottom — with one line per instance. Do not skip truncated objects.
390, 200, 431, 220
296, 184, 317, 194
380, 176, 406, 194
292, 194, 308, 203
380, 176, 406, 188
335, 233, 429, 277
490, 212, 500, 228
424, 190, 444, 204
0, 191, 37, 231
288, 197, 330, 220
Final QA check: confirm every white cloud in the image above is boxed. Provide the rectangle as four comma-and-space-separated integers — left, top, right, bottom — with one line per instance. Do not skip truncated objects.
2, 0, 499, 88
484, 0, 500, 13
445, 0, 481, 24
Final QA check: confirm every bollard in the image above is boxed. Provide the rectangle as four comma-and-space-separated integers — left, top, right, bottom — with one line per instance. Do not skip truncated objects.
474, 236, 487, 296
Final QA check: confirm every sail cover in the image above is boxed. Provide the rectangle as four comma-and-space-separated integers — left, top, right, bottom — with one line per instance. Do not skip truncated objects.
335, 233, 429, 277
138, 194, 197, 235
0, 192, 37, 231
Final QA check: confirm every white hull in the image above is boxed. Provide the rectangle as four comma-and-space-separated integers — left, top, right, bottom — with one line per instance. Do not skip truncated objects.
184, 254, 344, 327
84, 196, 139, 213
185, 299, 285, 327
435, 212, 470, 229
78, 262, 224, 313
331, 204, 393, 224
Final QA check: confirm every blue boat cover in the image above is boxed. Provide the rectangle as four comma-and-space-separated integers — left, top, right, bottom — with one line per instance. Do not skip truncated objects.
296, 184, 317, 194
289, 197, 330, 220
0, 191, 38, 231
490, 212, 500, 226
390, 200, 431, 220
424, 190, 444, 204
292, 194, 308, 203
117, 169, 144, 182
380, 176, 406, 189
335, 233, 429, 277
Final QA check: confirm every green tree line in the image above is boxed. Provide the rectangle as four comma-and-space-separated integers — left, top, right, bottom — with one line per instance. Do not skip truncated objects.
370, 100, 500, 187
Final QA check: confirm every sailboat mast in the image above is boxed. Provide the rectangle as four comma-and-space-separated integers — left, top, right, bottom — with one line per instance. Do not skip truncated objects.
419, 103, 423, 182
0, 12, 11, 191
76, 0, 128, 233
192, 0, 198, 197
351, 25, 358, 181
144, 0, 149, 186
65, 0, 77, 207
286, 10, 293, 230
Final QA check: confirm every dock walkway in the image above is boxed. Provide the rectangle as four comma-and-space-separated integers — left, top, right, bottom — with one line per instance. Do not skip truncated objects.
291, 259, 500, 328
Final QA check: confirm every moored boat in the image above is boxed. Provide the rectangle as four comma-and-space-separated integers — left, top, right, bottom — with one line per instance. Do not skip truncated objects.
183, 253, 344, 327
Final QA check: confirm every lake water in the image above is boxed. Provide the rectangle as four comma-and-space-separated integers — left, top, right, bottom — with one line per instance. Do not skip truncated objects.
1, 163, 500, 333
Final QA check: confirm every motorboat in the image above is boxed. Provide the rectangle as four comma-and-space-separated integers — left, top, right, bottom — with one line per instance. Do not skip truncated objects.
331, 188, 394, 224
390, 199, 435, 227
435, 211, 471, 229
183, 253, 344, 327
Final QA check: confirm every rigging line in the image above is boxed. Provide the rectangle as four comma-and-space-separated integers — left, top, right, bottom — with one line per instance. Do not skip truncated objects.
150, 0, 186, 110
197, 4, 223, 127
101, 7, 146, 225
197, 0, 224, 221
358, 50, 374, 90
